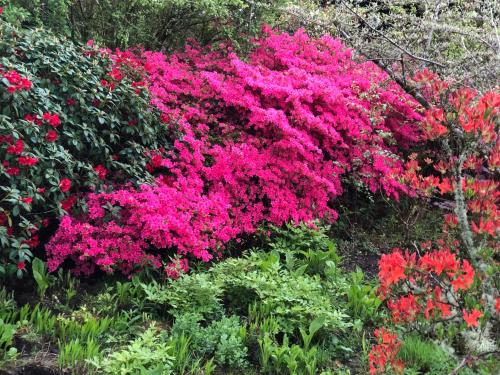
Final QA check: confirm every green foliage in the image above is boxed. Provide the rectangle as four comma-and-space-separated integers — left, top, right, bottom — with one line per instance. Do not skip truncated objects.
0, 318, 18, 365
5, 0, 293, 49
172, 314, 248, 369
142, 274, 224, 320
32, 257, 56, 298
345, 269, 382, 325
397, 335, 454, 374
266, 223, 340, 278
57, 337, 100, 371
91, 324, 174, 375
212, 251, 349, 334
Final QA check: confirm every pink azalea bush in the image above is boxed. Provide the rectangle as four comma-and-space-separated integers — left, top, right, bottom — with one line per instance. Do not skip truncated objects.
47, 28, 423, 275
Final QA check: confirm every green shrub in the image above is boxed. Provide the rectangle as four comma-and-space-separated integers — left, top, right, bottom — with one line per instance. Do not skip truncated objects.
141, 273, 224, 320
0, 22, 169, 275
266, 223, 340, 278
5, 0, 292, 49
172, 314, 248, 369
213, 251, 349, 335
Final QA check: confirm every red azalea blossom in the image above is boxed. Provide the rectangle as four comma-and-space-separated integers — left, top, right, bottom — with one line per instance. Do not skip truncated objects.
451, 259, 475, 292
59, 178, 72, 193
60, 195, 77, 211
388, 295, 420, 322
45, 130, 58, 142
42, 113, 61, 127
93, 165, 107, 180
24, 114, 37, 122
3, 160, 20, 176
378, 250, 413, 288
1, 69, 32, 92
17, 262, 26, 270
6, 139, 24, 155
463, 309, 483, 328
18, 156, 38, 166
369, 328, 404, 375
66, 98, 77, 106
21, 197, 32, 205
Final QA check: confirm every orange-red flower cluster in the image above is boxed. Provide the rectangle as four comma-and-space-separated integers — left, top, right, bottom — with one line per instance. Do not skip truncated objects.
368, 328, 404, 375
379, 246, 478, 325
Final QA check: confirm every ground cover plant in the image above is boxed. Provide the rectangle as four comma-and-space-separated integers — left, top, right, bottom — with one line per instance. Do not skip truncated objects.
0, 1, 498, 374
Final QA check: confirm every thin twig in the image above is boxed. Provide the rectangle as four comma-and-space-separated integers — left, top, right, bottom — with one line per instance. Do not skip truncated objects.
340, 0, 446, 68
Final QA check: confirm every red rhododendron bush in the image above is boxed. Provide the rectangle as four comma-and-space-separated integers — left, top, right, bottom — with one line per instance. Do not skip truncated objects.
46, 28, 423, 275
368, 74, 499, 374
0, 21, 169, 276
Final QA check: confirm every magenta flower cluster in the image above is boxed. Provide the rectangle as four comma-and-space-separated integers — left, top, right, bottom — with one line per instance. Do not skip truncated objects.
46, 28, 422, 276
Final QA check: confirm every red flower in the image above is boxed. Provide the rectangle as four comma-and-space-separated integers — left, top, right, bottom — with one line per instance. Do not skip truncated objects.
17, 262, 26, 271
6, 139, 24, 155
1, 70, 32, 92
3, 160, 20, 176
59, 178, 72, 193
109, 68, 122, 81
60, 195, 77, 211
495, 298, 500, 314
18, 156, 39, 166
45, 130, 58, 142
37, 187, 46, 193
21, 197, 32, 205
87, 39, 95, 47
378, 249, 414, 288
451, 260, 475, 292
66, 98, 76, 106
0, 135, 13, 143
93, 165, 107, 180
369, 328, 404, 375
463, 309, 483, 328
42, 113, 61, 127
388, 295, 420, 322
24, 114, 37, 122
0, 212, 7, 226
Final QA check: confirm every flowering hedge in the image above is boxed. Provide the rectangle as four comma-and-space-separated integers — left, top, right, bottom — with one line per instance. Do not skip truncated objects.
46, 27, 422, 275
0, 20, 169, 276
